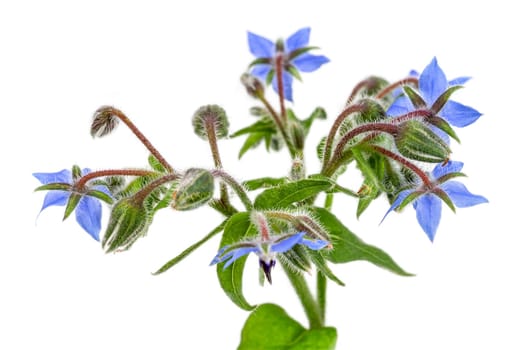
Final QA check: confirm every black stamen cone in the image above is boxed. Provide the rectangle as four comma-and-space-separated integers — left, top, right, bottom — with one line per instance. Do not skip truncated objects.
259, 259, 276, 284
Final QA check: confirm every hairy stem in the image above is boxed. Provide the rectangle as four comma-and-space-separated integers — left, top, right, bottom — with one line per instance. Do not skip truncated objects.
281, 260, 323, 329
108, 107, 174, 172
76, 169, 158, 188
211, 169, 253, 211
375, 77, 418, 100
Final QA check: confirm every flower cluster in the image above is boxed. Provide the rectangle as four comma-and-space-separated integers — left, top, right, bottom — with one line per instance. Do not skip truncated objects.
32, 27, 487, 349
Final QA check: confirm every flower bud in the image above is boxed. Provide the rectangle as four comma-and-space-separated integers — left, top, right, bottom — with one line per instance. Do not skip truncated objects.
241, 73, 265, 98
192, 105, 229, 140
395, 120, 451, 163
172, 168, 215, 211
91, 106, 120, 138
102, 198, 152, 253
351, 76, 390, 100
289, 120, 305, 151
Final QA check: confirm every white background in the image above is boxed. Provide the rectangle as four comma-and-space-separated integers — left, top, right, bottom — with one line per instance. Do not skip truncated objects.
1, 1, 523, 349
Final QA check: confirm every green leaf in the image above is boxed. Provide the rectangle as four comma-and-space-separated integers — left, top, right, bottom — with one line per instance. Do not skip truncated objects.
313, 207, 413, 276
152, 220, 226, 275
301, 107, 327, 136
238, 133, 265, 159
254, 179, 333, 210
216, 212, 257, 311
243, 177, 287, 191
308, 250, 345, 286
230, 119, 275, 138
238, 303, 337, 350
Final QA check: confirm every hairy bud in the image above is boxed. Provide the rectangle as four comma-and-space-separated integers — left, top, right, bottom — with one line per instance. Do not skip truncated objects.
172, 168, 215, 211
241, 73, 265, 98
395, 120, 451, 163
192, 105, 229, 140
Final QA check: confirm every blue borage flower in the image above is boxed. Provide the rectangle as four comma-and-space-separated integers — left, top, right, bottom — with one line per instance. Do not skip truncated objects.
382, 161, 488, 241
210, 231, 329, 283
387, 57, 482, 128
248, 27, 329, 102
33, 167, 112, 241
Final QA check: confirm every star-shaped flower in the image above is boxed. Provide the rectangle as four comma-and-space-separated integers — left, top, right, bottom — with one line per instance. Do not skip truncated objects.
387, 57, 481, 128
248, 27, 329, 102
33, 167, 112, 241
383, 161, 488, 241
210, 231, 329, 283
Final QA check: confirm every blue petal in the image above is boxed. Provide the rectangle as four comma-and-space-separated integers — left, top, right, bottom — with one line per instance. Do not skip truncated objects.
223, 246, 259, 268
441, 181, 488, 208
33, 169, 72, 184
431, 160, 464, 179
75, 196, 102, 240
285, 27, 310, 52
386, 96, 414, 116
40, 191, 69, 211
271, 70, 294, 102
440, 100, 482, 127
247, 31, 275, 57
449, 76, 471, 85
271, 232, 305, 253
210, 246, 230, 265
414, 194, 442, 242
251, 64, 271, 82
292, 53, 329, 72
419, 57, 448, 105
299, 238, 329, 250
381, 189, 413, 223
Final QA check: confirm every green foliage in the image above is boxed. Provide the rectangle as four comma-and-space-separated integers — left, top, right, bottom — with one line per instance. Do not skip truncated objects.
313, 207, 413, 276
216, 212, 257, 311
254, 178, 332, 209
238, 303, 337, 350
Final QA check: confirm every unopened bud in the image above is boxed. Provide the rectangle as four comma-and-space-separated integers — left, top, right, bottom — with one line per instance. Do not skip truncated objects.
395, 120, 451, 163
192, 105, 229, 140
172, 168, 215, 211
241, 73, 265, 98
102, 198, 152, 253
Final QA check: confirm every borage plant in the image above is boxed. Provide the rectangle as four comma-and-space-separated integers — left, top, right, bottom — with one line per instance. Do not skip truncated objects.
33, 27, 487, 349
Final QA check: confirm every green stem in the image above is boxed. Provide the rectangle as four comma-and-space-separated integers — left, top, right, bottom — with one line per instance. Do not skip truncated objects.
211, 169, 253, 211
281, 259, 323, 329
316, 270, 327, 324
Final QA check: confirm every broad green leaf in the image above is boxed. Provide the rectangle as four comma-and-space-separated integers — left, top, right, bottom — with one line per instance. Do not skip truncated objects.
254, 179, 333, 210
243, 177, 287, 191
217, 212, 257, 311
313, 207, 413, 276
238, 303, 337, 350
152, 220, 226, 275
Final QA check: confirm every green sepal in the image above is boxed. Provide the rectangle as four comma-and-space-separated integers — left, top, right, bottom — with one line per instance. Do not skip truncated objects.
313, 207, 413, 276
248, 57, 271, 68
63, 193, 81, 220
86, 189, 114, 205
435, 171, 467, 185
403, 86, 426, 109
308, 250, 345, 286
152, 220, 226, 275
288, 45, 320, 60
266, 69, 275, 86
427, 116, 461, 143
356, 182, 380, 219
34, 183, 71, 192
243, 177, 287, 191
216, 212, 257, 311
431, 85, 463, 113
238, 303, 337, 350
254, 179, 332, 210
433, 188, 456, 213
71, 165, 82, 180
392, 190, 423, 212
287, 65, 302, 81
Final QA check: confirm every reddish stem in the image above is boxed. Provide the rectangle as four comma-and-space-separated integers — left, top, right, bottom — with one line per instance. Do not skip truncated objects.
376, 77, 418, 100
